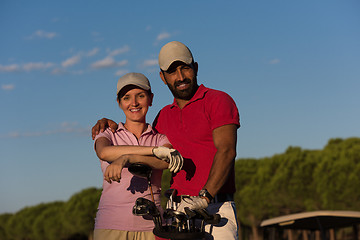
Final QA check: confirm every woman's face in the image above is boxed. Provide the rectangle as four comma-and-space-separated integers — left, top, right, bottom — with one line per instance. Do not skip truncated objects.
118, 87, 153, 123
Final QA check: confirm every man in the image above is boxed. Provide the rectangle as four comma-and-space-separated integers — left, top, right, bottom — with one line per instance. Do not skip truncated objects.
92, 41, 240, 239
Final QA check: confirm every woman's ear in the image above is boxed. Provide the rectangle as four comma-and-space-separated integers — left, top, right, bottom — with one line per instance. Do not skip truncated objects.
149, 93, 154, 106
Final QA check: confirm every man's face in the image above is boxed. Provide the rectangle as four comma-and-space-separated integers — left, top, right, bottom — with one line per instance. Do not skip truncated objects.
160, 61, 198, 100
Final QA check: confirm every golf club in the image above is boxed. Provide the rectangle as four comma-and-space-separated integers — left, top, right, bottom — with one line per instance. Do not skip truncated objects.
133, 197, 162, 230
128, 163, 155, 202
164, 188, 178, 210
129, 163, 163, 230
164, 209, 188, 232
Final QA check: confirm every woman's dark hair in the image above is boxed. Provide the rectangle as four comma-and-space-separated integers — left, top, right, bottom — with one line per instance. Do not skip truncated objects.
117, 85, 152, 102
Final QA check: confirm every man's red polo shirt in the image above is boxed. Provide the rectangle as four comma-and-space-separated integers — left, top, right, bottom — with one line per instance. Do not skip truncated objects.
153, 84, 240, 196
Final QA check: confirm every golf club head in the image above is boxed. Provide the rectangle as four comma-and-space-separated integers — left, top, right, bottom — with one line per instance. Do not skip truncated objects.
135, 197, 154, 206
133, 197, 159, 216
164, 209, 188, 221
165, 209, 189, 232
132, 203, 149, 216
128, 163, 152, 179
164, 188, 178, 199
163, 208, 175, 219
184, 207, 197, 218
194, 209, 221, 225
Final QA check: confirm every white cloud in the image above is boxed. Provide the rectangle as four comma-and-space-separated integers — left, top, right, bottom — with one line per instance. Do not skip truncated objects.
51, 68, 66, 75
157, 32, 171, 41
8, 132, 20, 138
108, 46, 130, 56
0, 122, 90, 139
70, 70, 84, 75
28, 30, 57, 39
0, 64, 20, 72
91, 57, 116, 69
115, 69, 128, 76
23, 62, 54, 71
116, 60, 128, 67
87, 48, 99, 57
2, 84, 15, 91
62, 55, 81, 68
51, 68, 84, 75
269, 58, 280, 64
1, 62, 54, 72
91, 57, 127, 69
143, 59, 158, 67
91, 32, 103, 41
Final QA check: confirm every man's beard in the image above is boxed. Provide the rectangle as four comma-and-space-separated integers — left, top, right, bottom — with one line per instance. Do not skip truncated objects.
167, 77, 198, 100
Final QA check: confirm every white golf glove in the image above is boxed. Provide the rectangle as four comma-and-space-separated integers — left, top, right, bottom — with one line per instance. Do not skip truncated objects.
176, 196, 208, 213
152, 146, 184, 173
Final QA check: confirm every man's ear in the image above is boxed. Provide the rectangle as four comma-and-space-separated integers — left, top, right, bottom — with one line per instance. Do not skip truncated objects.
193, 62, 198, 76
160, 71, 167, 85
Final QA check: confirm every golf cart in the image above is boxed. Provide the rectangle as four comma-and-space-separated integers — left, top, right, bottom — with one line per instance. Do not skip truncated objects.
261, 210, 360, 240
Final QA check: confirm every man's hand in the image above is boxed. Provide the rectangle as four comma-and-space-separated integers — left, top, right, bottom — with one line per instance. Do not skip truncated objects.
103, 156, 128, 183
176, 196, 208, 213
152, 146, 183, 173
92, 118, 118, 140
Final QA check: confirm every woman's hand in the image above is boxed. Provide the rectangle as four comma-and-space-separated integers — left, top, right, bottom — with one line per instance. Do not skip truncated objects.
104, 155, 129, 183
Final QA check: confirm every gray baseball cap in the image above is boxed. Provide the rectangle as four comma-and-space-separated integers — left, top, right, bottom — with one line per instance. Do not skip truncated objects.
158, 41, 194, 71
116, 72, 151, 95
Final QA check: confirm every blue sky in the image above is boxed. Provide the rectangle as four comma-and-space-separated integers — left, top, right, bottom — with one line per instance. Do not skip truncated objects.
1, 0, 359, 214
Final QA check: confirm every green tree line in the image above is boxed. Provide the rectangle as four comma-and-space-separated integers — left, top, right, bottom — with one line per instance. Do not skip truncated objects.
1, 137, 359, 240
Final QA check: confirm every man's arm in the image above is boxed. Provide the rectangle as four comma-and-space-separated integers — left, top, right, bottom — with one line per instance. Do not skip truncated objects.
202, 124, 237, 200
91, 118, 118, 140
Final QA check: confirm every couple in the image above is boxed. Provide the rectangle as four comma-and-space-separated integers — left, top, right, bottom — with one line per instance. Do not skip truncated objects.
92, 41, 240, 240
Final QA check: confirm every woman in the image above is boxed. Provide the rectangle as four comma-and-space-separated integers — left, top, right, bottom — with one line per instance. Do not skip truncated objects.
93, 72, 183, 240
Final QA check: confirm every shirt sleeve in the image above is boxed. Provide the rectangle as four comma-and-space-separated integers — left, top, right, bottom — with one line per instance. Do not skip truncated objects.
158, 134, 171, 147
94, 128, 114, 144
206, 91, 240, 131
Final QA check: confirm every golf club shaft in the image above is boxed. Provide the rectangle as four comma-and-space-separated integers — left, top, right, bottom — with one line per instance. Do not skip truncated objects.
149, 184, 155, 202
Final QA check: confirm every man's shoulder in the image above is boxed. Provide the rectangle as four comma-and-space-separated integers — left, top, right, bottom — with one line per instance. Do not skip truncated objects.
152, 105, 173, 129
203, 87, 235, 104
204, 86, 230, 97
159, 103, 174, 113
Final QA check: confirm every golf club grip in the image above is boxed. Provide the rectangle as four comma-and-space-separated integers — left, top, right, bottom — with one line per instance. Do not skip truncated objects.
197, 209, 221, 224
184, 207, 196, 218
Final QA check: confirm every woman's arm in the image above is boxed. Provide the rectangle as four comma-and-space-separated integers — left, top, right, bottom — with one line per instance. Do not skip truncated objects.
95, 137, 172, 162
95, 137, 183, 182
104, 154, 169, 183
